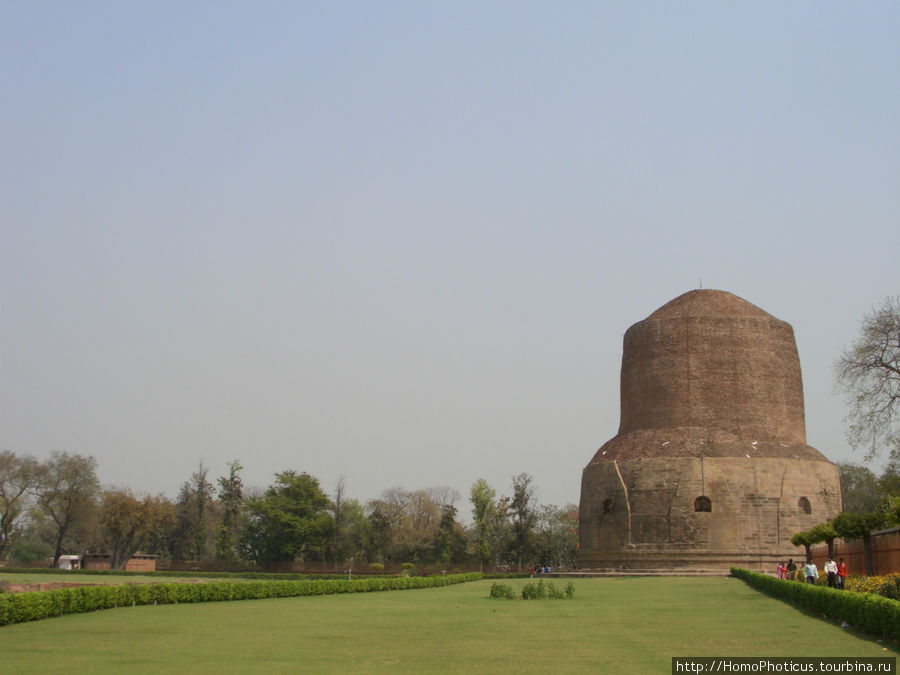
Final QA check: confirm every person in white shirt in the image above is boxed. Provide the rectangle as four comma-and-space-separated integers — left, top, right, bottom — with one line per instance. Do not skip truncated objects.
804, 561, 819, 584
824, 557, 838, 588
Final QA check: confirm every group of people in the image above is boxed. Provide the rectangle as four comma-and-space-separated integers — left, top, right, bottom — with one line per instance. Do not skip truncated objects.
777, 557, 848, 588
528, 565, 553, 576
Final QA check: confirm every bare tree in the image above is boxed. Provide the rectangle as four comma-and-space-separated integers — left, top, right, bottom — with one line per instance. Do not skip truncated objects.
835, 296, 900, 461
365, 487, 447, 564
426, 486, 460, 511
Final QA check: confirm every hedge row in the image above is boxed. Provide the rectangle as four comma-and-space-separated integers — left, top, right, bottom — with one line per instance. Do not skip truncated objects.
0, 573, 482, 627
730, 567, 900, 641
0, 567, 375, 581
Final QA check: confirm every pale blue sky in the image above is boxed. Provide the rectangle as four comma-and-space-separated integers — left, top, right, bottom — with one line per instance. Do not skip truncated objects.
2, 2, 898, 510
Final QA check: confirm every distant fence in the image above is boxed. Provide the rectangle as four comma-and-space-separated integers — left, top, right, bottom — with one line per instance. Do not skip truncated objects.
810, 526, 900, 575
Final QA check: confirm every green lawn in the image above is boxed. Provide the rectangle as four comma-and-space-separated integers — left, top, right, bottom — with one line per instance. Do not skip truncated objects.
0, 571, 202, 586
0, 577, 894, 673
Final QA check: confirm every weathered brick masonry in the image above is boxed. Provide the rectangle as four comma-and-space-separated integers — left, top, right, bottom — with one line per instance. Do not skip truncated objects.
578, 290, 842, 571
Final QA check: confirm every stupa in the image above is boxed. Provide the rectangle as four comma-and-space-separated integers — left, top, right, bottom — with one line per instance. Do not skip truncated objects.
577, 290, 842, 571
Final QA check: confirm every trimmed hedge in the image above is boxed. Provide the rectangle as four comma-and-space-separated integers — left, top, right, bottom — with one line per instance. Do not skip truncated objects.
730, 567, 900, 641
0, 573, 482, 627
0, 567, 377, 581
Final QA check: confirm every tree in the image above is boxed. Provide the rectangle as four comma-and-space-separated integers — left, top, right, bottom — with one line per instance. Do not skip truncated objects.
142, 496, 177, 560
365, 488, 412, 564
536, 504, 579, 569
426, 486, 460, 511
7, 509, 56, 563
877, 462, 900, 499
469, 479, 496, 572
432, 503, 466, 565
364, 487, 445, 564
509, 473, 538, 572
832, 511, 887, 576
808, 521, 838, 560
215, 460, 243, 561
338, 498, 370, 566
790, 530, 815, 564
0, 451, 40, 559
879, 495, 900, 526
837, 462, 882, 514
328, 477, 348, 569
834, 296, 900, 462
239, 470, 332, 567
100, 490, 173, 569
326, 477, 372, 569
488, 495, 512, 569
172, 462, 216, 562
34, 452, 100, 566
365, 500, 394, 564
405, 489, 442, 561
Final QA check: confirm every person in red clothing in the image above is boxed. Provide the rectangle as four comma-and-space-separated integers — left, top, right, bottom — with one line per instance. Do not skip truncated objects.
837, 558, 848, 590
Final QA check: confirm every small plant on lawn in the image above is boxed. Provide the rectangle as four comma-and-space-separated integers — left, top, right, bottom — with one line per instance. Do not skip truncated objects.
521, 581, 542, 599
489, 583, 515, 599
521, 579, 570, 600
401, 562, 416, 577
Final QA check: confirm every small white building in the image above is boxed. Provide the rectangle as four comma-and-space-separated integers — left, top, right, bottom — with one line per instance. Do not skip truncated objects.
56, 555, 81, 570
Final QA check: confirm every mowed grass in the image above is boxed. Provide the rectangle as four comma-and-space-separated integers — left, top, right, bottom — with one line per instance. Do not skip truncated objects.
0, 571, 203, 586
0, 577, 895, 673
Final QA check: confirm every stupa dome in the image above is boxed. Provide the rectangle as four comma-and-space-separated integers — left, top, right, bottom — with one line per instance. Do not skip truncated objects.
578, 290, 841, 572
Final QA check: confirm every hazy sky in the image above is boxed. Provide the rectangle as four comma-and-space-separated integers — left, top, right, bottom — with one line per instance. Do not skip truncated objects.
2, 2, 898, 513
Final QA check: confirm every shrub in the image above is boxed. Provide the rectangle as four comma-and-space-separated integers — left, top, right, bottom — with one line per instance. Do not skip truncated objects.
400, 563, 416, 577
521, 579, 568, 600
544, 582, 564, 599
0, 573, 483, 627
489, 583, 515, 599
846, 573, 900, 600
874, 576, 900, 601
368, 563, 384, 572
521, 581, 542, 599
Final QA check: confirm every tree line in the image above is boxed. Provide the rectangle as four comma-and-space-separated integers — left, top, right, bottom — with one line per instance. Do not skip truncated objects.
3, 296, 892, 573
0, 451, 577, 572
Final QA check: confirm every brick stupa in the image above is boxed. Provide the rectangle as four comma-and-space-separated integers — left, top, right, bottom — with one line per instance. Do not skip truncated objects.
577, 290, 842, 571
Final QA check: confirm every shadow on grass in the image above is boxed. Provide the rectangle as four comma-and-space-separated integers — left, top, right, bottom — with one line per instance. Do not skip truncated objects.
734, 577, 900, 655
